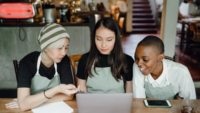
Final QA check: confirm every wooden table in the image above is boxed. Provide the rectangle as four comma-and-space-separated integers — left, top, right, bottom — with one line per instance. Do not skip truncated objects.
179, 18, 200, 50
189, 14, 200, 17
1, 98, 200, 113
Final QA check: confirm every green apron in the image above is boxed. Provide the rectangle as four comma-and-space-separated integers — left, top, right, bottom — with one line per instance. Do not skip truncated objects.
144, 69, 175, 100
86, 67, 124, 93
30, 53, 61, 95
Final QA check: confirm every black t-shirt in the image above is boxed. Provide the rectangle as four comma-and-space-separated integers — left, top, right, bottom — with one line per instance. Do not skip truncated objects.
17, 51, 73, 88
77, 53, 134, 81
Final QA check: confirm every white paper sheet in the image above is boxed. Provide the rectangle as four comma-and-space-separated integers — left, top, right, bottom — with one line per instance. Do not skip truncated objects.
31, 101, 73, 113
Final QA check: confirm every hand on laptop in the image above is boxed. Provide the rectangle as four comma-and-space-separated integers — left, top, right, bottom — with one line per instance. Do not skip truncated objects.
58, 84, 79, 96
5, 98, 19, 109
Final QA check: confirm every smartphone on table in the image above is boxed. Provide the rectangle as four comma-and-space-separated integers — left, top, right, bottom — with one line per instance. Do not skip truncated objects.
144, 100, 172, 108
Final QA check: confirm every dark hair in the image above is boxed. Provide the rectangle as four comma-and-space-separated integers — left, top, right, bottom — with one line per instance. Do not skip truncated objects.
183, 0, 188, 3
84, 17, 127, 81
137, 35, 164, 54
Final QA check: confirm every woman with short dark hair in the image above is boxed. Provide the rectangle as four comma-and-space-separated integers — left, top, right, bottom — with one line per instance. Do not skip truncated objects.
133, 35, 196, 99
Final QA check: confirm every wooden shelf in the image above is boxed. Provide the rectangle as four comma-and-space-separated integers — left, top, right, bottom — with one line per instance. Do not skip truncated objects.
0, 22, 89, 27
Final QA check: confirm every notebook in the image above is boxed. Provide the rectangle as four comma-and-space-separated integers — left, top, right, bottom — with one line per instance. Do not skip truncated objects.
31, 101, 73, 113
76, 93, 133, 113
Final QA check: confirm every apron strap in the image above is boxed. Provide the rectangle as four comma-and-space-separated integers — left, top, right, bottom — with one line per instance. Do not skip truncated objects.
144, 76, 148, 82
163, 61, 170, 86
36, 53, 59, 76
36, 53, 42, 75
54, 62, 59, 76
164, 69, 170, 86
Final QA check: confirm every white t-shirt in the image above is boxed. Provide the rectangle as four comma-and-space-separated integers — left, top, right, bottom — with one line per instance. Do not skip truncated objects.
132, 59, 196, 99
179, 0, 184, 6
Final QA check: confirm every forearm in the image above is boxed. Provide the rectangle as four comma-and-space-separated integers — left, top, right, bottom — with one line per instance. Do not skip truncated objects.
176, 95, 183, 100
178, 11, 185, 19
77, 78, 87, 92
45, 93, 74, 103
18, 86, 59, 111
125, 81, 133, 93
126, 88, 133, 93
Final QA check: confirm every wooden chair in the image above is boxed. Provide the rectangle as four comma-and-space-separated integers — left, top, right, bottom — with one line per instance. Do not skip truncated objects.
184, 22, 200, 54
184, 22, 200, 64
13, 60, 19, 83
69, 54, 83, 86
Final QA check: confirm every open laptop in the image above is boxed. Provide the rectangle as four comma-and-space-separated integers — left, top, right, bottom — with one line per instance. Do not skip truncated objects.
76, 93, 133, 113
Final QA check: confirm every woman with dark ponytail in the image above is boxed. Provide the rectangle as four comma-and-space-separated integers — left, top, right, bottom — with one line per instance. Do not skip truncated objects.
76, 17, 134, 93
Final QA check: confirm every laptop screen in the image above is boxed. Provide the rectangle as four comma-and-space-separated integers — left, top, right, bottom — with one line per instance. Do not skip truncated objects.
76, 93, 133, 113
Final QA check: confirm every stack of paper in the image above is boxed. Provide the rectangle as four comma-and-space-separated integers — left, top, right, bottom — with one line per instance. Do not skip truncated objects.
32, 101, 73, 113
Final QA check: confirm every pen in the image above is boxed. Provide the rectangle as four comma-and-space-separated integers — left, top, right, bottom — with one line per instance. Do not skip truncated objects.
74, 88, 87, 93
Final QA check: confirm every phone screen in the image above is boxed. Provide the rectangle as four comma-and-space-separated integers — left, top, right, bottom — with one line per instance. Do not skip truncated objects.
147, 100, 168, 106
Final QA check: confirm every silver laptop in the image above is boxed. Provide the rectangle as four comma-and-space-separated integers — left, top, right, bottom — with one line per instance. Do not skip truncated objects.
76, 93, 133, 113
